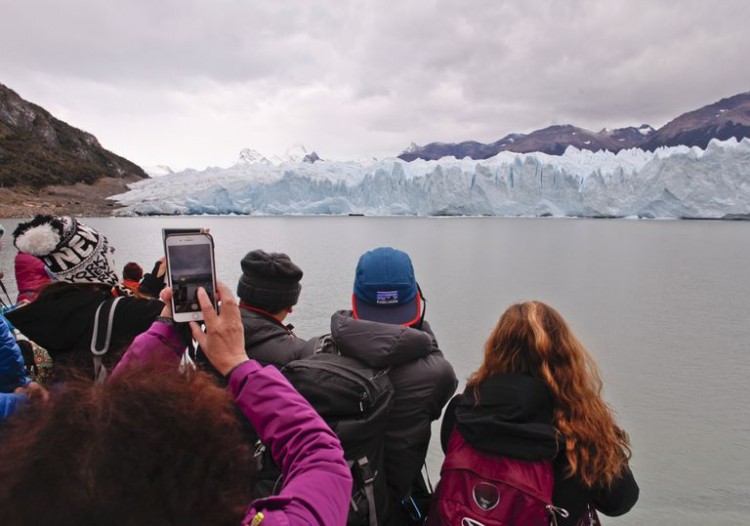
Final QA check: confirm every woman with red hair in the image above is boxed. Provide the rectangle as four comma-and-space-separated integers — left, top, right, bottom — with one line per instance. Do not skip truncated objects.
437, 301, 638, 525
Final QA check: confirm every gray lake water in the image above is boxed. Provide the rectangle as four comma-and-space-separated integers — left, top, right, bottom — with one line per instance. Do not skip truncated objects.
1, 216, 748, 525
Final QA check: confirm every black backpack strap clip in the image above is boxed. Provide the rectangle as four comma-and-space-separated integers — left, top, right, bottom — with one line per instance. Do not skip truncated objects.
353, 456, 378, 526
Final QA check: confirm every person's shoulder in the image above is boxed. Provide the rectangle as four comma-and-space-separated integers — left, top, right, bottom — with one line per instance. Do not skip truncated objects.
420, 345, 454, 367
424, 351, 458, 387
240, 309, 287, 334
115, 295, 164, 317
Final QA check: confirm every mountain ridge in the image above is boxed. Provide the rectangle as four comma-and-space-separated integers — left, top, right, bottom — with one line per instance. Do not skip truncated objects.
2, 81, 749, 218
112, 137, 750, 220
0, 83, 147, 189
398, 91, 750, 161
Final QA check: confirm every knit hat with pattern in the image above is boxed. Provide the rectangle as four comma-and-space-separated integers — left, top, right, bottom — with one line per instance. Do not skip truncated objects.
13, 215, 122, 290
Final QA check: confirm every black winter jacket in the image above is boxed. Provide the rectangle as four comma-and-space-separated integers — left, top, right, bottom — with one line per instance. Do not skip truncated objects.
329, 310, 458, 500
440, 373, 639, 525
239, 306, 310, 368
5, 283, 163, 379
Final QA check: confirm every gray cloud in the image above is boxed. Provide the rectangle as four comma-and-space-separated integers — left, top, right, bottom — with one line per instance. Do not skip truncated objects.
2, 0, 749, 169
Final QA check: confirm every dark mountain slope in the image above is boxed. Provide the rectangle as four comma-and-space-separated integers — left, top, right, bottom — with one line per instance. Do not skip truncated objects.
0, 83, 147, 189
639, 91, 750, 151
399, 124, 653, 161
398, 90, 750, 161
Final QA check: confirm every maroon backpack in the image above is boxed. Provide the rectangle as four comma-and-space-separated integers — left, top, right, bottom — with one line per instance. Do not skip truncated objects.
427, 430, 568, 526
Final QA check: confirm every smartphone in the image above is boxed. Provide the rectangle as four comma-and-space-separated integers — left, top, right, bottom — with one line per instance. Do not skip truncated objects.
164, 232, 218, 323
162, 228, 202, 242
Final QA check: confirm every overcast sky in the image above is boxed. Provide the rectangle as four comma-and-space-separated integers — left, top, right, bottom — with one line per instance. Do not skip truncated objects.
2, 0, 749, 170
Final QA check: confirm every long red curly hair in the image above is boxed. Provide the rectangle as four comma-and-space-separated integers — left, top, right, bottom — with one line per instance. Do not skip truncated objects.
0, 363, 255, 526
467, 301, 631, 488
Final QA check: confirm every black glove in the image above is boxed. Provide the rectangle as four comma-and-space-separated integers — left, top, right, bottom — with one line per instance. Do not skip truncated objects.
137, 260, 166, 298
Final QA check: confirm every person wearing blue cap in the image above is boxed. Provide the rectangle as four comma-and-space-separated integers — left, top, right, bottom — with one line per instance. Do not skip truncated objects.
328, 246, 458, 523
351, 247, 425, 326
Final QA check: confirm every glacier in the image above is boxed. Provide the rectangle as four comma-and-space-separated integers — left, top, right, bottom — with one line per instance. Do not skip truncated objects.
115, 138, 750, 219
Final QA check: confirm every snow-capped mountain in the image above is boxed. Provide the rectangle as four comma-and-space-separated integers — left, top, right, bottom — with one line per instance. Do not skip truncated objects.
142, 164, 175, 177
398, 126, 655, 161
238, 145, 320, 165
282, 143, 308, 163
238, 148, 271, 164
112, 138, 750, 219
640, 91, 750, 151
399, 91, 750, 161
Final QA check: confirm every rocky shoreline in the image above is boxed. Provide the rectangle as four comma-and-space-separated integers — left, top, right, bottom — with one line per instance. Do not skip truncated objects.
0, 177, 137, 219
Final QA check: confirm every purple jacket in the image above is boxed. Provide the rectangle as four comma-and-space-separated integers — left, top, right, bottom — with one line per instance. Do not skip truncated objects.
113, 323, 352, 526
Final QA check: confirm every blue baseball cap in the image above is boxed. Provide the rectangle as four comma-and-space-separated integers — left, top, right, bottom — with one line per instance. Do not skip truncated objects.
352, 247, 422, 326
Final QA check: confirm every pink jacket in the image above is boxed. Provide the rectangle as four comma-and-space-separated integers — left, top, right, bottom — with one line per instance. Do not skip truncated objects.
113, 323, 352, 526
14, 252, 52, 303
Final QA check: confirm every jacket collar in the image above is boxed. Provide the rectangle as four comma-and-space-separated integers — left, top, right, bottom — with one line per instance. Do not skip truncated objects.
330, 310, 435, 368
239, 304, 296, 334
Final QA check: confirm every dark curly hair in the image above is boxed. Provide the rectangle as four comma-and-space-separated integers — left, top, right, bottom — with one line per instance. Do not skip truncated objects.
0, 363, 255, 526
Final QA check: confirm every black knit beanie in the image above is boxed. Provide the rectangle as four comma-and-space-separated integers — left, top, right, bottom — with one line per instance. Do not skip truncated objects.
236, 250, 303, 313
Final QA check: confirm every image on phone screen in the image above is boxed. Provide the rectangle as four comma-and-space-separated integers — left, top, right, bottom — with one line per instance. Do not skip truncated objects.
167, 243, 216, 315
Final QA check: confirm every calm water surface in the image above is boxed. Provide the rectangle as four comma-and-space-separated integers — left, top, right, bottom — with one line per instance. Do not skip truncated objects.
1, 216, 748, 525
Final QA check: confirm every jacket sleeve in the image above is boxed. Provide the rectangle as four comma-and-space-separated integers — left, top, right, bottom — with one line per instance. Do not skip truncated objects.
0, 316, 30, 393
115, 297, 165, 335
592, 466, 639, 516
229, 361, 352, 526
0, 392, 27, 421
385, 348, 458, 498
414, 324, 459, 420
553, 455, 639, 524
109, 321, 186, 378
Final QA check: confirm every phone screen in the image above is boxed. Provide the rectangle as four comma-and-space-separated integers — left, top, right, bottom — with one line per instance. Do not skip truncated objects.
166, 237, 216, 319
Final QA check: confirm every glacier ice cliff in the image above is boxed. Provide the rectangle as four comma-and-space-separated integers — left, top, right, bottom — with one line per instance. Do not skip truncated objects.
114, 138, 750, 219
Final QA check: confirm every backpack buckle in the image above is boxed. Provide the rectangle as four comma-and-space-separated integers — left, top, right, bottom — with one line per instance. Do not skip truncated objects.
356, 457, 375, 485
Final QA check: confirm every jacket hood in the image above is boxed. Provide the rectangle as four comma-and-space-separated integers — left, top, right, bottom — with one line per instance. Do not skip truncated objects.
456, 373, 559, 460
330, 310, 436, 368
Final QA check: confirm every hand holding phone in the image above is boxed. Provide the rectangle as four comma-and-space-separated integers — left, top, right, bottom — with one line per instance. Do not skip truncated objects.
189, 281, 249, 376
164, 232, 218, 323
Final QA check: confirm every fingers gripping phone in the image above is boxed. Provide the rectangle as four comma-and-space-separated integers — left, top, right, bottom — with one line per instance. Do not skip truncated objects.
164, 232, 218, 322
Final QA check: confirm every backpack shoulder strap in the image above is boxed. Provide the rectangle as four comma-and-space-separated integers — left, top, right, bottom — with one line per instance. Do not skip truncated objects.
90, 296, 123, 383
302, 333, 337, 355
352, 456, 378, 526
